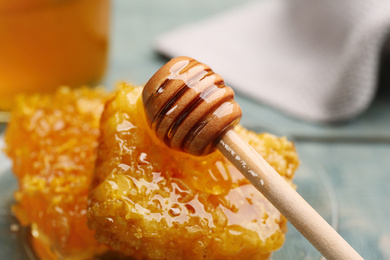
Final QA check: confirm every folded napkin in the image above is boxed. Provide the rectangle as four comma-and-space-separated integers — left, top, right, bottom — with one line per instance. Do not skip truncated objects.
155, 0, 390, 122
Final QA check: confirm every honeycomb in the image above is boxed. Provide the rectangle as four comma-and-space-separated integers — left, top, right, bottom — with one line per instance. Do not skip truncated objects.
88, 83, 300, 260
4, 87, 110, 259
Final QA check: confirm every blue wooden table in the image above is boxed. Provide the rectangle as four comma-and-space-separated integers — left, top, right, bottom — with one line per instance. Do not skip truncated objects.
1, 0, 389, 259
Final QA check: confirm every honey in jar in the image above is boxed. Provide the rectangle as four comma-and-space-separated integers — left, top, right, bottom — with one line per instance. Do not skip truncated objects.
0, 0, 110, 110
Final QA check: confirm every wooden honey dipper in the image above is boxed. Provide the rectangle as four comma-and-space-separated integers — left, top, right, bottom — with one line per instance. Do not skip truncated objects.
142, 56, 363, 260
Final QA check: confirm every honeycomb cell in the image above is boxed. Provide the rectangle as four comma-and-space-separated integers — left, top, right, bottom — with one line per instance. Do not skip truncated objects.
88, 83, 299, 260
5, 87, 110, 259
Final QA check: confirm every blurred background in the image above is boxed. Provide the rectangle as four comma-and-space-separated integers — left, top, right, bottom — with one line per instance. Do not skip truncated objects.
1, 0, 390, 259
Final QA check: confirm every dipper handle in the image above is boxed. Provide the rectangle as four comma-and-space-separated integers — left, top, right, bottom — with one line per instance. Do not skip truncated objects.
218, 129, 362, 260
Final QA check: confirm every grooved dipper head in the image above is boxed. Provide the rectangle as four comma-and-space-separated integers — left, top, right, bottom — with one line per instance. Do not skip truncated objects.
143, 56, 242, 156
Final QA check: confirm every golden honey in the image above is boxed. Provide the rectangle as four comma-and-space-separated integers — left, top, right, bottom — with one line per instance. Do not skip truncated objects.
4, 87, 110, 259
0, 0, 109, 110
88, 83, 299, 259
5, 84, 299, 259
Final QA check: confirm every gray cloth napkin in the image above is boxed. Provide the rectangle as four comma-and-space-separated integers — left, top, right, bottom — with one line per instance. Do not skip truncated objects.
155, 0, 390, 122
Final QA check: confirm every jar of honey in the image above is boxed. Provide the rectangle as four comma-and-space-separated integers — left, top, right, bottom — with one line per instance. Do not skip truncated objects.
0, 0, 110, 110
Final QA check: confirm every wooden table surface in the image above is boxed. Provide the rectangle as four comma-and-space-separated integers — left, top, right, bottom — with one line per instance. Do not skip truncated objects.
1, 0, 389, 259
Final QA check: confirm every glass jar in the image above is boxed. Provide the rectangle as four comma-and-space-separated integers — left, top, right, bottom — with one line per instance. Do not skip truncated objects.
0, 0, 110, 110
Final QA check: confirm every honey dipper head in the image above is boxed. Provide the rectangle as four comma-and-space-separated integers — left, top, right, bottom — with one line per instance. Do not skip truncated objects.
143, 56, 242, 156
